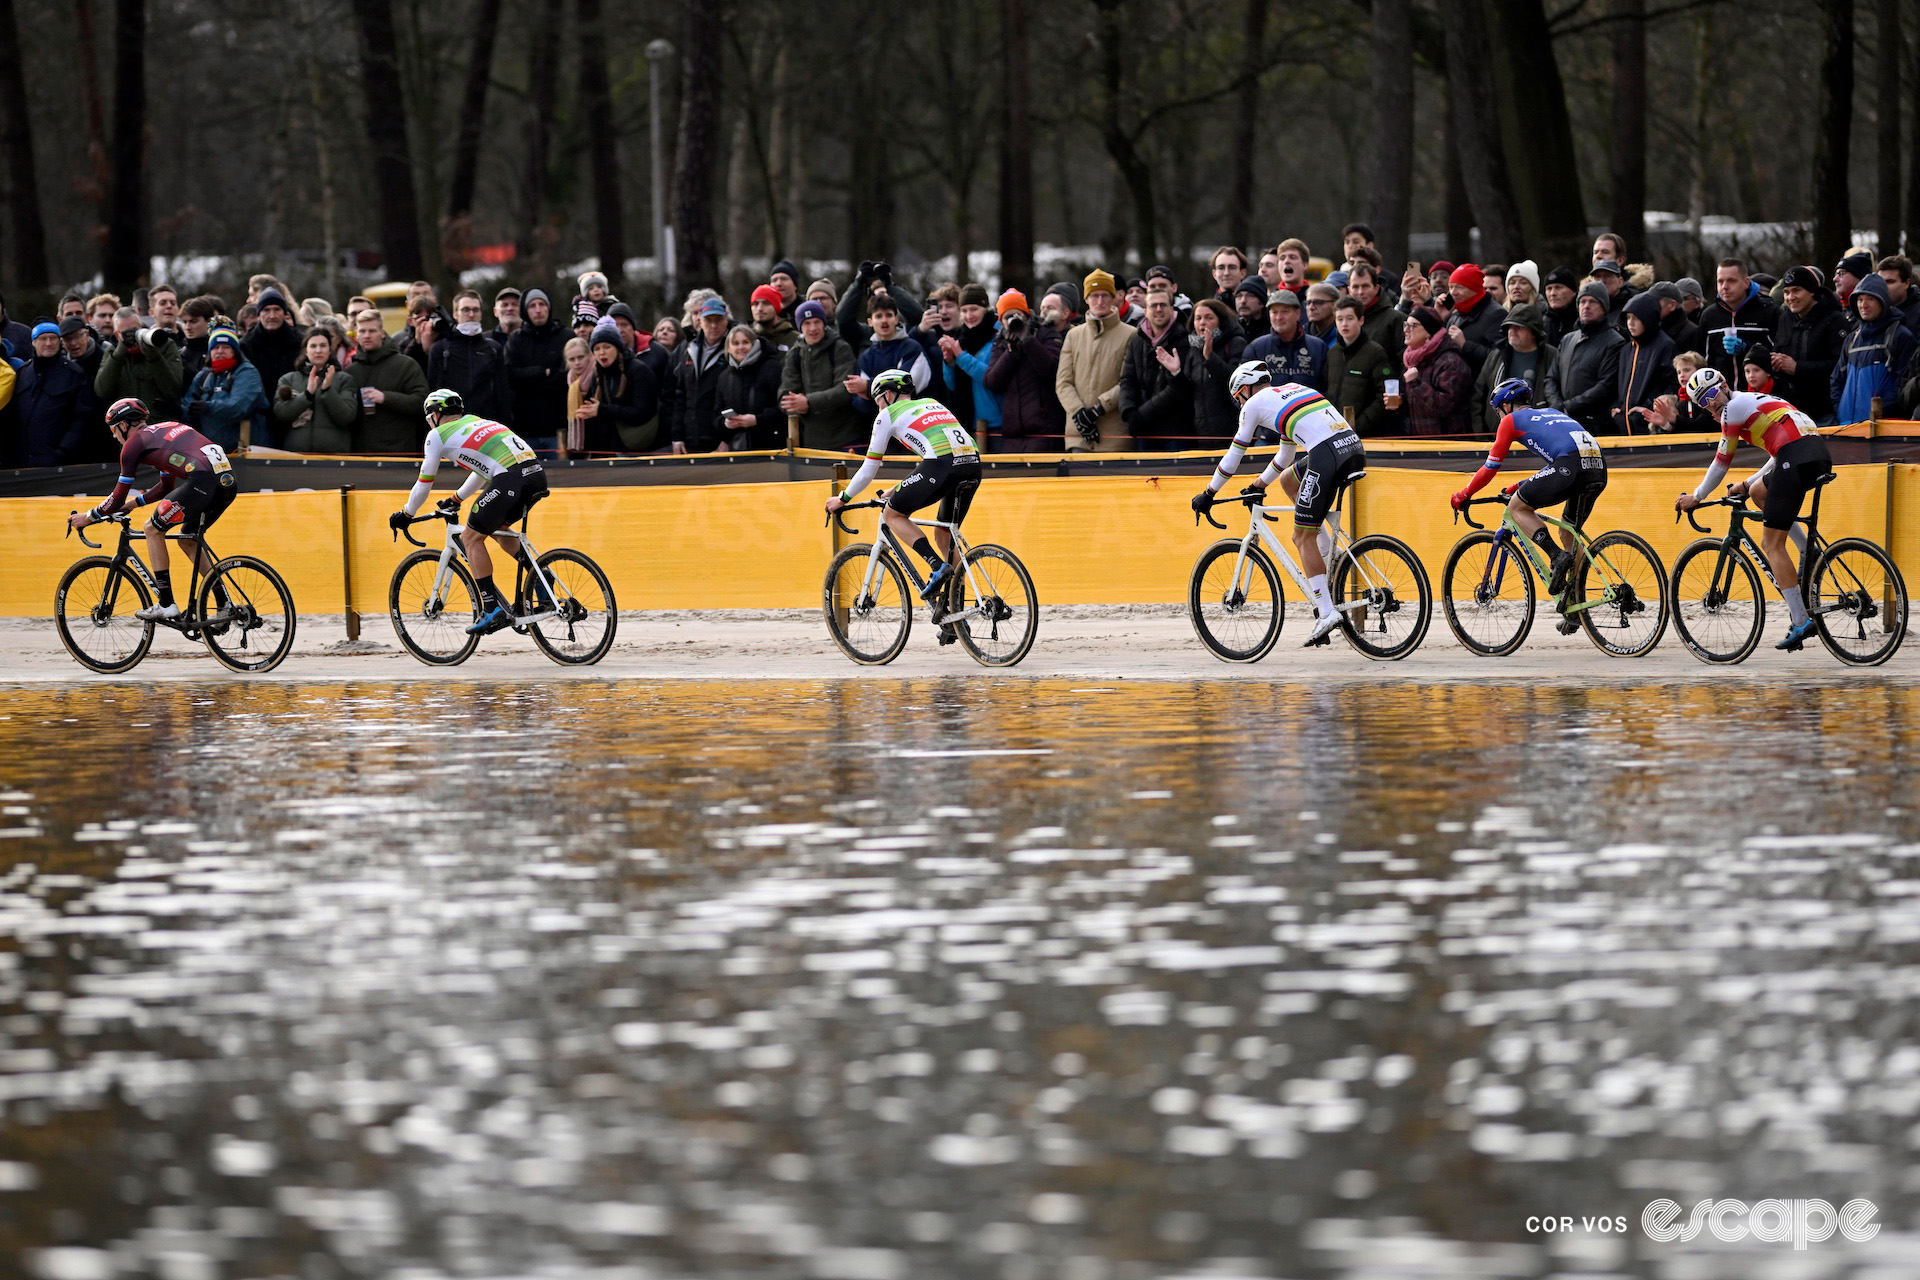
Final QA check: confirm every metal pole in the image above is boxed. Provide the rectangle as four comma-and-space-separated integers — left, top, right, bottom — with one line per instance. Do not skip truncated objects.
340, 485, 359, 641
647, 39, 674, 309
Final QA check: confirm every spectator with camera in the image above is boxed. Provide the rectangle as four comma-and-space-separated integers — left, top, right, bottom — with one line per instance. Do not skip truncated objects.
984, 289, 1066, 453
835, 260, 924, 348
95, 307, 184, 421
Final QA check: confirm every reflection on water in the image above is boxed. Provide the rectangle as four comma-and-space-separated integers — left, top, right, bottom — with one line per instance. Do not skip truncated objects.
1, 679, 1919, 1279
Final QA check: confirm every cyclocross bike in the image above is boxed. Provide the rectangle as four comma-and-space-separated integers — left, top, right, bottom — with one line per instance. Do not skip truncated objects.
55, 510, 297, 674
1443, 493, 1667, 658
390, 496, 617, 666
1671, 475, 1907, 665
1190, 472, 1430, 661
825, 499, 1038, 666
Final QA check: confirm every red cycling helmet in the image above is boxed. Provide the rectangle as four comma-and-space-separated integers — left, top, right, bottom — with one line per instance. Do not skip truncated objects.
104, 397, 150, 431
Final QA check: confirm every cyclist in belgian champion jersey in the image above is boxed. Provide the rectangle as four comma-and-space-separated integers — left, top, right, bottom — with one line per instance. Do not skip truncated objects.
66, 398, 240, 622
1450, 380, 1608, 598
824, 368, 982, 603
389, 389, 551, 636
1672, 366, 1833, 650
1193, 364, 1365, 645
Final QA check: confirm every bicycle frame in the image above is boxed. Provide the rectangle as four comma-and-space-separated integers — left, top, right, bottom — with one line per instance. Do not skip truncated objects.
1461, 500, 1628, 619
1682, 483, 1847, 613
850, 514, 1000, 628
408, 512, 561, 622
75, 516, 215, 630
1210, 493, 1379, 617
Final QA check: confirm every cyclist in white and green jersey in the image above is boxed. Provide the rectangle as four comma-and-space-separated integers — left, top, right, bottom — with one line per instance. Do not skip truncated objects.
389, 389, 550, 634
825, 368, 981, 602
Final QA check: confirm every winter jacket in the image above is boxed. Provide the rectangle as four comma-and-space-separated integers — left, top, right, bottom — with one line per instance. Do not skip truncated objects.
944, 321, 1002, 431
1697, 282, 1782, 392
834, 284, 924, 350
342, 339, 429, 454
1447, 292, 1508, 375
1770, 291, 1846, 422
1055, 313, 1137, 450
983, 324, 1067, 447
1183, 330, 1249, 443
427, 329, 514, 426
1660, 306, 1701, 357
240, 320, 306, 396
1612, 294, 1678, 435
505, 318, 571, 443
1244, 325, 1326, 391
1471, 339, 1561, 434
183, 359, 269, 452
1403, 338, 1474, 436
94, 331, 184, 421
1119, 314, 1194, 449
755, 316, 800, 355
10, 353, 93, 465
780, 334, 862, 450
674, 333, 731, 452
272, 361, 358, 453
1831, 274, 1915, 424
1358, 297, 1404, 366
580, 354, 661, 453
180, 333, 210, 384
1543, 301, 1578, 348
852, 331, 940, 419
1321, 334, 1393, 438
715, 339, 786, 450
638, 343, 676, 442
1553, 318, 1625, 434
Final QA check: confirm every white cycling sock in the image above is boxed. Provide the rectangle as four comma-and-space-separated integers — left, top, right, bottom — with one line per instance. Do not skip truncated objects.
1788, 526, 1808, 556
1782, 585, 1809, 626
1307, 573, 1335, 621
1316, 527, 1335, 564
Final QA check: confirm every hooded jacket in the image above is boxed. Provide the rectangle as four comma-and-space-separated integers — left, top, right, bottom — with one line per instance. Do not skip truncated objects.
1472, 309, 1561, 435
1831, 273, 1916, 423
343, 337, 430, 454
1612, 293, 1678, 434
852, 330, 941, 420
1553, 307, 1625, 433
505, 290, 570, 442
780, 331, 861, 450
715, 336, 785, 450
1118, 311, 1194, 448
1770, 288, 1846, 421
983, 322, 1067, 446
427, 327, 514, 426
184, 345, 269, 451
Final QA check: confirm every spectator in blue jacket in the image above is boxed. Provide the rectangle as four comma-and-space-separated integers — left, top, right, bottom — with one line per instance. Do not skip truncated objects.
183, 326, 270, 450
1243, 289, 1326, 390
9, 322, 94, 466
1831, 273, 1915, 424
940, 284, 1002, 436
845, 294, 937, 418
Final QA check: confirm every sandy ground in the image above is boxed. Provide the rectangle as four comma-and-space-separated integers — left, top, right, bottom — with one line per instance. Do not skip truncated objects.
2, 604, 1912, 684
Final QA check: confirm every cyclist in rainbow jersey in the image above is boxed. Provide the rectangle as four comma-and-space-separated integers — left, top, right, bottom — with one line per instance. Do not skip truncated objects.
1192, 364, 1365, 645
824, 368, 981, 602
1672, 366, 1832, 650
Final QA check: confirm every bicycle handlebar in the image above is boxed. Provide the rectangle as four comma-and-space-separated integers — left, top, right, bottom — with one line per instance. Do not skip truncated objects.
827, 498, 885, 535
1675, 491, 1748, 533
1452, 493, 1510, 530
66, 509, 127, 549
1195, 487, 1268, 530
393, 508, 455, 547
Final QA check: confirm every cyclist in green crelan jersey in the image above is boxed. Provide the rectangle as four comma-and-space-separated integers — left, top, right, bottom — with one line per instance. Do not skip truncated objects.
389, 389, 551, 635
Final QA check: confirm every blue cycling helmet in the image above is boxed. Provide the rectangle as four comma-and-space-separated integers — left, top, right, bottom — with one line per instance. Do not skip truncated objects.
1488, 378, 1533, 412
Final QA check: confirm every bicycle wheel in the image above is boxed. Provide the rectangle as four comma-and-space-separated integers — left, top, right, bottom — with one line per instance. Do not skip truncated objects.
1573, 531, 1667, 658
54, 557, 154, 674
824, 544, 911, 665
1188, 539, 1283, 662
1809, 537, 1908, 666
529, 550, 618, 666
1668, 538, 1764, 664
946, 544, 1039, 667
1441, 531, 1535, 657
198, 557, 297, 674
1333, 534, 1431, 661
389, 549, 480, 666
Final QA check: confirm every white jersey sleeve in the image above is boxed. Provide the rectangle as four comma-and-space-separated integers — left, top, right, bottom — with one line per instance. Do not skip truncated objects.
840, 409, 895, 501
403, 429, 448, 515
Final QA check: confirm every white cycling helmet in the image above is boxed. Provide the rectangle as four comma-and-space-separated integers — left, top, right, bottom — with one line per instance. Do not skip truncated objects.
1227, 360, 1271, 399
1684, 366, 1728, 410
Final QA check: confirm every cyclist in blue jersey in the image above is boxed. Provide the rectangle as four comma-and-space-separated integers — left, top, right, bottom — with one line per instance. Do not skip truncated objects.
1451, 380, 1608, 596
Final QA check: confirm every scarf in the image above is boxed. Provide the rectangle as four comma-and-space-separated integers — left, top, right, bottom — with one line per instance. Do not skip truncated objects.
959, 316, 997, 354
727, 339, 765, 370
1403, 325, 1449, 375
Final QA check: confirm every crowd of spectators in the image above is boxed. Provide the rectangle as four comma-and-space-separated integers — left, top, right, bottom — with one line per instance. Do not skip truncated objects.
3, 226, 1916, 467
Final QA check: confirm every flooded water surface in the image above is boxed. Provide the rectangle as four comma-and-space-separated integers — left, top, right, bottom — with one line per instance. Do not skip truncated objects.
2, 678, 1919, 1279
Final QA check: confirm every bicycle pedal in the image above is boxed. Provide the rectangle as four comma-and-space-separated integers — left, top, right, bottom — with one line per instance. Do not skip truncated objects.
1304, 631, 1333, 648
1555, 618, 1580, 636
937, 627, 959, 646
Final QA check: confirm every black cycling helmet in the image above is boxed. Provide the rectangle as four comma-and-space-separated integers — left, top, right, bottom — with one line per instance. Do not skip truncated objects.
104, 397, 149, 431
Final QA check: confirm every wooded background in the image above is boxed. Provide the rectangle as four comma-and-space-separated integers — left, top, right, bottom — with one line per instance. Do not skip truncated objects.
0, 0, 1910, 309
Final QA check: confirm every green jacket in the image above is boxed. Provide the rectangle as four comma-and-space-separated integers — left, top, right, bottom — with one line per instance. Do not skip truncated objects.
343, 339, 428, 454
1325, 334, 1395, 437
779, 334, 862, 450
273, 363, 359, 453
94, 332, 185, 419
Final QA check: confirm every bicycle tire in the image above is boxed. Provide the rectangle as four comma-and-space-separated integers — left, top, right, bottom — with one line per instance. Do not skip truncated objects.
1333, 534, 1431, 661
1441, 530, 1535, 657
1188, 539, 1283, 662
54, 557, 155, 674
198, 556, 297, 674
529, 549, 618, 666
824, 543, 912, 665
1574, 531, 1667, 659
1809, 537, 1908, 666
389, 549, 481, 666
948, 544, 1039, 667
1667, 538, 1764, 664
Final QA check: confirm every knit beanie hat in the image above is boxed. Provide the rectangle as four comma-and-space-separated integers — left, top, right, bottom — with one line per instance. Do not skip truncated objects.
577, 270, 610, 293
1082, 269, 1118, 298
996, 289, 1030, 318
1579, 280, 1611, 308
590, 319, 625, 350
1506, 260, 1540, 293
1675, 277, 1705, 301
1545, 267, 1579, 289
750, 284, 784, 314
769, 260, 801, 287
794, 300, 828, 327
806, 278, 839, 305
522, 287, 551, 312
31, 321, 58, 340
1408, 306, 1444, 337
1235, 276, 1268, 301
255, 287, 292, 314
960, 283, 991, 309
1448, 263, 1485, 292
1045, 282, 1081, 316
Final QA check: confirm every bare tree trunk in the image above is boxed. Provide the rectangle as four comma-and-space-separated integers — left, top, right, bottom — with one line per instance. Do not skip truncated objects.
517, 0, 563, 275
577, 0, 625, 290
673, 0, 721, 288
308, 60, 339, 301
74, 0, 112, 251
1910, 4, 1920, 252
1093, 0, 1156, 270
261, 82, 293, 281
102, 0, 147, 294
349, 0, 425, 279
1876, 0, 1901, 255
996, 0, 1034, 295
724, 107, 752, 302
765, 44, 789, 261
1484, 0, 1587, 271
1811, 0, 1855, 270
1442, 94, 1472, 265
1227, 0, 1269, 254
1442, 0, 1522, 262
0, 0, 49, 286
1607, 0, 1646, 258
445, 0, 502, 223
1687, 8, 1712, 275
1368, 0, 1413, 268
784, 126, 807, 266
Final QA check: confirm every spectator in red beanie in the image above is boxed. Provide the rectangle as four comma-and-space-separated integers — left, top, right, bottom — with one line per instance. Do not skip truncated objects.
750, 284, 797, 352
1445, 263, 1508, 377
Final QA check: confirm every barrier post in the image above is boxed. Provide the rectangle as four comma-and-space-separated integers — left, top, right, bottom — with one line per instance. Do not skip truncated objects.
787, 414, 800, 452
340, 486, 359, 641
1887, 463, 1898, 630
831, 462, 847, 554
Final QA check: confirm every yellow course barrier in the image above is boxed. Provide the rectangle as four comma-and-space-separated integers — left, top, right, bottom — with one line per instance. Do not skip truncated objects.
2, 465, 1913, 619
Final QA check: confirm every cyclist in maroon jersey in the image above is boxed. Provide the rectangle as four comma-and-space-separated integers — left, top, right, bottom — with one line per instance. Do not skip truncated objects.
66, 398, 241, 622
